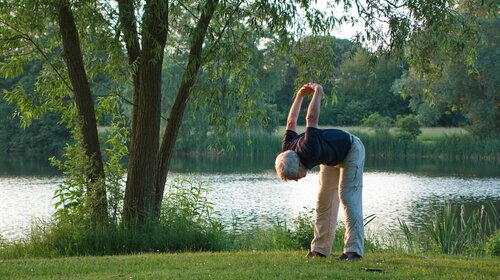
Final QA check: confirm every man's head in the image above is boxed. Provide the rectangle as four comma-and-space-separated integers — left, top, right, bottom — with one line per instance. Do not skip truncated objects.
275, 150, 307, 181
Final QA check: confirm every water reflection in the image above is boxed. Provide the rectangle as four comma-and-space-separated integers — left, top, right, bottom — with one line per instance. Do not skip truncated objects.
1, 153, 498, 177
0, 176, 58, 240
0, 154, 59, 176
367, 157, 500, 178
170, 154, 500, 178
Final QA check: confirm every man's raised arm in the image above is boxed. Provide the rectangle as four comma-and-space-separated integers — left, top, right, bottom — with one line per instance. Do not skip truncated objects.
305, 83, 323, 128
286, 84, 314, 131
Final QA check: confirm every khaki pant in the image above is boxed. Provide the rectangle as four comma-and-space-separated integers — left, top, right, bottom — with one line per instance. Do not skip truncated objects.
310, 136, 365, 256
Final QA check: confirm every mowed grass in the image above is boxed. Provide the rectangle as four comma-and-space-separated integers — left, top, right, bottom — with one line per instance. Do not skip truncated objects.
0, 251, 498, 280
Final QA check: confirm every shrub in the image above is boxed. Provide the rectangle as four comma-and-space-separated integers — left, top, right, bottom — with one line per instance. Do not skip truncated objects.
290, 209, 314, 249
362, 112, 392, 135
485, 231, 500, 257
395, 114, 421, 140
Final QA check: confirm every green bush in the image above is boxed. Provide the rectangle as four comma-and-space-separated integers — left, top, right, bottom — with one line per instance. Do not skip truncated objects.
485, 231, 500, 257
395, 114, 421, 140
362, 112, 392, 134
290, 209, 314, 249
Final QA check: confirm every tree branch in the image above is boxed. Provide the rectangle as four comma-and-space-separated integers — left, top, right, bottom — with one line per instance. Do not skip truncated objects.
178, 1, 199, 20
93, 83, 169, 122
117, 0, 141, 65
117, 0, 143, 150
0, 18, 74, 92
204, 0, 244, 61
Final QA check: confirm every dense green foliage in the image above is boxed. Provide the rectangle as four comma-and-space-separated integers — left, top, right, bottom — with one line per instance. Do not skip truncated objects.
0, 106, 70, 155
48, 94, 129, 225
361, 112, 393, 134
358, 132, 499, 161
0, 61, 70, 154
485, 231, 500, 257
394, 16, 500, 137
395, 114, 422, 140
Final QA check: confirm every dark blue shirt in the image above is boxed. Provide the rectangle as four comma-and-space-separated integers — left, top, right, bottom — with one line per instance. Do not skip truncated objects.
282, 127, 352, 170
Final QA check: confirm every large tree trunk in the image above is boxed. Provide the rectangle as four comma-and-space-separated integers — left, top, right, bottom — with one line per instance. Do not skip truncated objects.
123, 0, 169, 225
56, 1, 107, 226
154, 0, 219, 218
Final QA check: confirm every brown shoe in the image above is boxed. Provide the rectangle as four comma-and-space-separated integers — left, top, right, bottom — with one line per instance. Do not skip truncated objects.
306, 250, 326, 258
338, 252, 362, 261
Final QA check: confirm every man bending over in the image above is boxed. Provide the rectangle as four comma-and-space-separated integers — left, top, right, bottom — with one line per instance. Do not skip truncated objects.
275, 83, 365, 260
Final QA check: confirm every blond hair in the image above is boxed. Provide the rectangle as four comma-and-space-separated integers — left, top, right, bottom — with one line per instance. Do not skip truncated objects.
275, 150, 300, 181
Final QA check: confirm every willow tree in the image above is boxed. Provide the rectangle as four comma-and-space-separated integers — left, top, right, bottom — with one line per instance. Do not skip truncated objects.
0, 0, 492, 226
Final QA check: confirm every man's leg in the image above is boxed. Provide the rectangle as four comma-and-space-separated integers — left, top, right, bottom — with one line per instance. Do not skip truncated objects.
310, 164, 341, 256
339, 136, 365, 257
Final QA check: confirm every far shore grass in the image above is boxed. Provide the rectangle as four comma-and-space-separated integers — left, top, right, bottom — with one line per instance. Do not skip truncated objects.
1, 251, 498, 280
275, 126, 468, 139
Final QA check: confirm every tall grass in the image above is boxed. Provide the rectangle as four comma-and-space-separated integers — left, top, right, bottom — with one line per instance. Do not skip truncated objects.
181, 129, 500, 162
0, 220, 229, 258
225, 210, 378, 254
0, 199, 379, 259
356, 132, 500, 161
398, 202, 500, 256
174, 130, 282, 158
2, 201, 497, 258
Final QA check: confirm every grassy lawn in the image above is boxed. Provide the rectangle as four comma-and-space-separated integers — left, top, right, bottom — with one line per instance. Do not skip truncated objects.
1, 251, 498, 280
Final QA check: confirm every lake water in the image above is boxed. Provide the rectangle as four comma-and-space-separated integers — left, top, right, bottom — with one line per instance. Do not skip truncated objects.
1, 155, 499, 241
